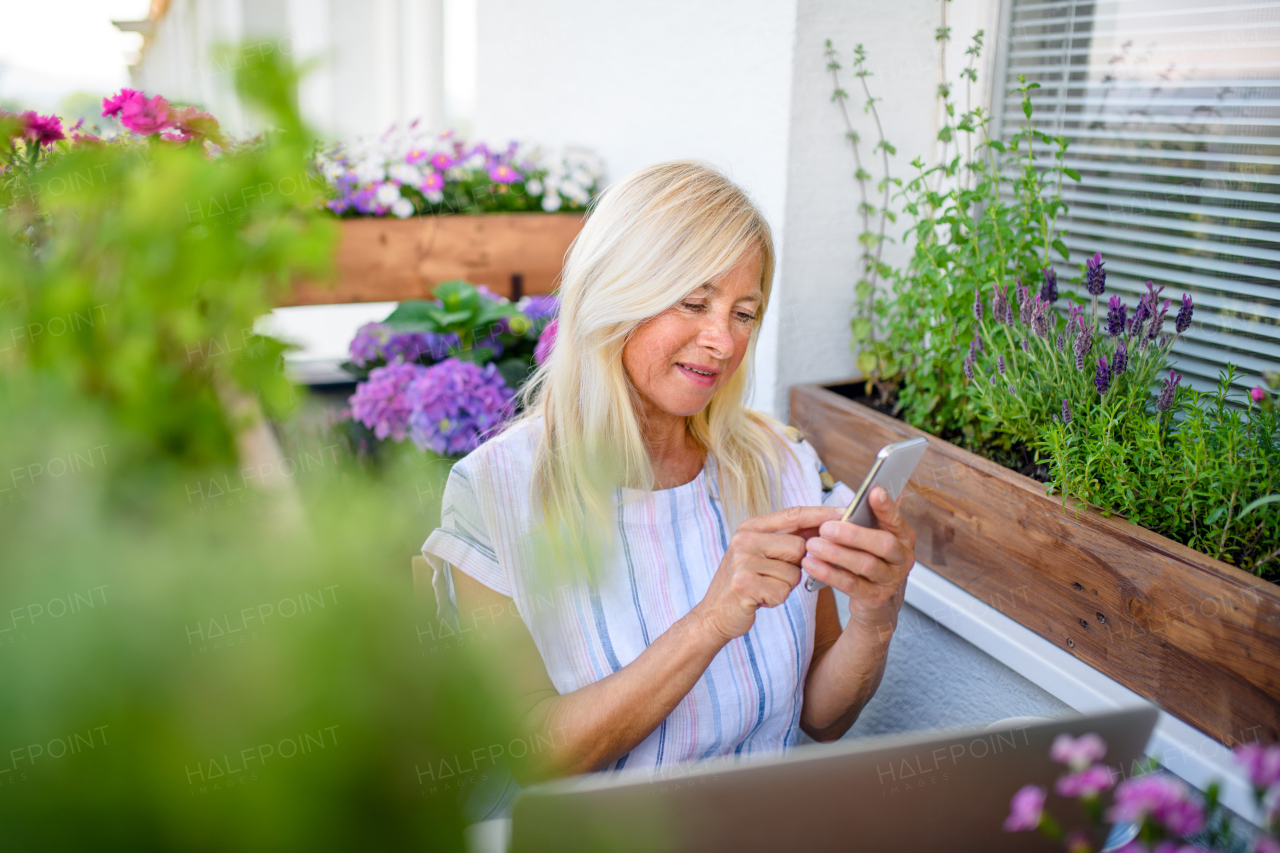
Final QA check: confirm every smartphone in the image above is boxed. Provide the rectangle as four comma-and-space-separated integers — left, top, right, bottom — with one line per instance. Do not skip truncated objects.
803, 437, 929, 592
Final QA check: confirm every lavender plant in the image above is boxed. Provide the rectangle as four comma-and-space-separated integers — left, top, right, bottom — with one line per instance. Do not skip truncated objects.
968, 260, 1280, 577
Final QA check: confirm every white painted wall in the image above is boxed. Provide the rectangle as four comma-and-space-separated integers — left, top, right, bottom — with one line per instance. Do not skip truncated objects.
471, 0, 799, 414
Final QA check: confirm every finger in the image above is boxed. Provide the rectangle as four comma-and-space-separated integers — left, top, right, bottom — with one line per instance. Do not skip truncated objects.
813, 521, 904, 565
802, 554, 872, 598
740, 505, 841, 535
868, 487, 912, 539
754, 531, 808, 565
805, 538, 898, 586
750, 557, 803, 588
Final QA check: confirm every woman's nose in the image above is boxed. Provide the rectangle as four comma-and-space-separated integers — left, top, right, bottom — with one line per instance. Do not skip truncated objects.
696, 311, 736, 358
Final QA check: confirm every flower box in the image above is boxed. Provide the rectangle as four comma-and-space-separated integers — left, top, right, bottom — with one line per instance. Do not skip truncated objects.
790, 383, 1280, 747
279, 212, 585, 306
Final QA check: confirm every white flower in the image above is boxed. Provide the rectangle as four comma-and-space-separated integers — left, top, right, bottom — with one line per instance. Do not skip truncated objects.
355, 158, 386, 184
388, 162, 422, 185
424, 190, 444, 204
375, 182, 402, 207
570, 168, 593, 189
390, 197, 415, 219
525, 178, 543, 196
541, 192, 562, 212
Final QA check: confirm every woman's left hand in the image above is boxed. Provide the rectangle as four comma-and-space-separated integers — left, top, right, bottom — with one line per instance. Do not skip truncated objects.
800, 486, 917, 639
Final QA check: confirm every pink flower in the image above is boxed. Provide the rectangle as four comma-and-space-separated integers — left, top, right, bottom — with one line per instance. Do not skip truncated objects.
1056, 764, 1115, 798
1253, 836, 1280, 853
21, 111, 65, 146
1051, 733, 1108, 770
164, 105, 223, 145
1004, 784, 1046, 831
406, 148, 430, 165
430, 152, 453, 170
534, 318, 557, 366
488, 163, 521, 184
1109, 775, 1204, 837
101, 88, 142, 117
419, 170, 444, 193
1252, 387, 1268, 404
120, 93, 171, 135
1235, 743, 1280, 790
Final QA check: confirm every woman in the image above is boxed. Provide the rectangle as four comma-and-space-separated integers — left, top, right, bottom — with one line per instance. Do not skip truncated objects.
422, 161, 916, 796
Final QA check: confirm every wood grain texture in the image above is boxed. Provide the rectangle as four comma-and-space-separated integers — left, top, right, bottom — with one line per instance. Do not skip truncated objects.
280, 213, 585, 306
790, 384, 1280, 746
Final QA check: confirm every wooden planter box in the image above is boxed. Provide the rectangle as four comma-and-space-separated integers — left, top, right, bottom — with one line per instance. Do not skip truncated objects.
790, 383, 1280, 747
280, 212, 586, 306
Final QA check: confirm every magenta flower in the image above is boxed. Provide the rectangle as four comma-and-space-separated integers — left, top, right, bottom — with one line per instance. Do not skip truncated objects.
534, 318, 558, 366
1056, 764, 1115, 798
430, 152, 453, 171
488, 163, 521, 184
419, 170, 444, 193
348, 361, 427, 442
1108, 775, 1205, 837
21, 111, 65, 146
1051, 733, 1107, 770
1004, 785, 1046, 831
120, 92, 172, 135
1235, 743, 1280, 790
101, 88, 142, 117
406, 148, 430, 165
1251, 387, 1267, 405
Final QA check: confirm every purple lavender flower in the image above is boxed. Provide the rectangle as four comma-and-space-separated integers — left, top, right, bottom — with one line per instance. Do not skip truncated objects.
1095, 356, 1111, 395
1107, 295, 1127, 337
1130, 298, 1150, 340
349, 361, 426, 441
1004, 785, 1046, 832
1056, 331, 1065, 353
1039, 267, 1059, 304
1108, 774, 1204, 838
1021, 337, 1030, 353
970, 335, 984, 355
1113, 338, 1128, 375
1086, 252, 1106, 297
1175, 293, 1193, 334
534, 318, 558, 366
1156, 370, 1182, 412
990, 375, 997, 386
973, 288, 984, 322
407, 358, 515, 456
1031, 296, 1050, 339
992, 282, 1010, 327
1149, 299, 1171, 341
963, 354, 974, 380
997, 354, 1006, 376
1068, 302, 1084, 326
1061, 399, 1072, 424
1007, 384, 1017, 395
1073, 318, 1094, 370
1017, 278, 1033, 326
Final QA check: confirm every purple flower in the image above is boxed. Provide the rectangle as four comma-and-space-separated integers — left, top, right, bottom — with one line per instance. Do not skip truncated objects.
1175, 293, 1193, 334
406, 359, 515, 456
1056, 764, 1115, 798
1021, 337, 1030, 353
1074, 319, 1094, 371
349, 322, 388, 366
1031, 296, 1050, 339
1086, 252, 1106, 296
970, 336, 983, 356
1156, 370, 1182, 412
1252, 387, 1267, 405
1107, 295, 1128, 337
349, 361, 426, 442
1040, 267, 1059, 304
1017, 279, 1033, 326
990, 375, 997, 386
1131, 300, 1150, 341
1056, 332, 1065, 353
488, 163, 521, 184
1004, 785, 1046, 832
992, 282, 1010, 326
386, 330, 458, 363
534, 318, 558, 366
963, 354, 974, 380
1149, 299, 1170, 341
1113, 338, 1129, 375
102, 88, 142, 117
1234, 743, 1280, 790
997, 354, 1006, 376
419, 170, 444, 193
21, 111, 65, 146
1061, 399, 1072, 424
1108, 775, 1204, 837
430, 152, 453, 171
519, 294, 560, 322
1095, 356, 1112, 395
1051, 733, 1107, 769
973, 288, 984, 322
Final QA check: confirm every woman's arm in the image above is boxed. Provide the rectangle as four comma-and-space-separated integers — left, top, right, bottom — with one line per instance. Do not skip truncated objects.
798, 487, 916, 741
453, 504, 840, 782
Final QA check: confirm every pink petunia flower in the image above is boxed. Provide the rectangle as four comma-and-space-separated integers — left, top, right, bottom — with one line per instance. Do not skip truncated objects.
419, 170, 444, 193
1051, 733, 1107, 770
101, 88, 142, 117
1004, 785, 1046, 832
120, 93, 172, 135
1055, 764, 1115, 798
21, 111, 65, 146
430, 152, 452, 171
1235, 743, 1280, 789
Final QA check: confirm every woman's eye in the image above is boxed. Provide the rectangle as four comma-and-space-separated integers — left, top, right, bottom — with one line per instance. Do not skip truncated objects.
735, 311, 757, 323
682, 302, 706, 312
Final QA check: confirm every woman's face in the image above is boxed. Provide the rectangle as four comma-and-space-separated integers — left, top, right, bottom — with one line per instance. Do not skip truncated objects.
622, 246, 764, 424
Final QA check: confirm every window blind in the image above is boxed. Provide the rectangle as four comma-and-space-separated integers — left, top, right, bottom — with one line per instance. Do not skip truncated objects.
992, 0, 1280, 394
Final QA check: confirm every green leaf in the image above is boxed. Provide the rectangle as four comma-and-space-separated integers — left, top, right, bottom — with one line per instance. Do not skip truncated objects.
1053, 238, 1069, 262
1239, 494, 1280, 518
855, 350, 879, 376
851, 317, 873, 341
1064, 167, 1081, 182
1206, 504, 1229, 526
381, 300, 444, 330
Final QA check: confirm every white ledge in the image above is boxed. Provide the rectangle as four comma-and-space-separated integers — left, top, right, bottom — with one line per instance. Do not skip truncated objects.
904, 562, 1263, 826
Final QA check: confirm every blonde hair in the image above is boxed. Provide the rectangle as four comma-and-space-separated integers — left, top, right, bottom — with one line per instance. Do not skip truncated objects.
510, 161, 792, 569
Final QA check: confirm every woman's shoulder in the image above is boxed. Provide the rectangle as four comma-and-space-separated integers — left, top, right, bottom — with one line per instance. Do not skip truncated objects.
449, 416, 544, 488
744, 411, 839, 496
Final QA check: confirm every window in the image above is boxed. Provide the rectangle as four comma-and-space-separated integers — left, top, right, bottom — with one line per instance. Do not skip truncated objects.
992, 0, 1279, 393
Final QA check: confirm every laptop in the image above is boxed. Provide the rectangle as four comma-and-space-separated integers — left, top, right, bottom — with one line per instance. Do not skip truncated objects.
504, 706, 1159, 853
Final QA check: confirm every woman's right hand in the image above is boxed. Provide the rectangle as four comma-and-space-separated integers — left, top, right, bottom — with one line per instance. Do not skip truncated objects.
694, 505, 842, 641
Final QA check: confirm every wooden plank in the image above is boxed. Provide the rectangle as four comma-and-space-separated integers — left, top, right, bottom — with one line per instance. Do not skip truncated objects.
280, 213, 585, 306
790, 383, 1280, 746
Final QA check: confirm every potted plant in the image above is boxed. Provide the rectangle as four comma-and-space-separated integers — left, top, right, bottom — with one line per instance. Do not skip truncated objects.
794, 38, 1280, 748
279, 128, 602, 306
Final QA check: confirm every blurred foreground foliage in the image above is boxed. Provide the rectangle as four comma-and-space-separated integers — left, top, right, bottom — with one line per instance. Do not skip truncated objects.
0, 50, 517, 851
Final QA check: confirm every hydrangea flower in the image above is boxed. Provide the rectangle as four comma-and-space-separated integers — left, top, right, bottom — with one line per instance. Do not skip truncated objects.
348, 361, 426, 441
1004, 785, 1046, 831
518, 294, 559, 321
407, 359, 515, 456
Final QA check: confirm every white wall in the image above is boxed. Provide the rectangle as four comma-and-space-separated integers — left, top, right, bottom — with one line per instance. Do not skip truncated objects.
472, 0, 800, 414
